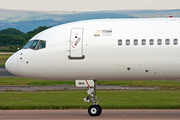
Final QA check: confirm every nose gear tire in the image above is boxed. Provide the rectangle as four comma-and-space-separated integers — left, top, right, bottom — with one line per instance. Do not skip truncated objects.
88, 105, 102, 116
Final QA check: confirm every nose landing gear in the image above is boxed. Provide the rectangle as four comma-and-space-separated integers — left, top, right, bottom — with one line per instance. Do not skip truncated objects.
75, 80, 102, 116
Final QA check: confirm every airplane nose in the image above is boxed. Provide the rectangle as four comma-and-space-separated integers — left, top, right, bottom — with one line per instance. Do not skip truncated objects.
5, 53, 19, 76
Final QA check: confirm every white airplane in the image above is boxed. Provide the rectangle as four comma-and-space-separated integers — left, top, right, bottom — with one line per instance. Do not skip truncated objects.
5, 17, 180, 116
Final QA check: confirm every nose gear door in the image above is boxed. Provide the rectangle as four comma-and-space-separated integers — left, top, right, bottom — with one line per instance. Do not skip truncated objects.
68, 28, 85, 59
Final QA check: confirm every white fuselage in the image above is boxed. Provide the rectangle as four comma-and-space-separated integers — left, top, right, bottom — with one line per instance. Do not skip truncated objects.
5, 18, 180, 80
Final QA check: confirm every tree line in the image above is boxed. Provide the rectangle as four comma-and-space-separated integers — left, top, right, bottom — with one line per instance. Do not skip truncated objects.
0, 26, 51, 52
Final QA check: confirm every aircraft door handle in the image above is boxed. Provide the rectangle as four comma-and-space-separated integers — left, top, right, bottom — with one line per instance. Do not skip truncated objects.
74, 38, 81, 46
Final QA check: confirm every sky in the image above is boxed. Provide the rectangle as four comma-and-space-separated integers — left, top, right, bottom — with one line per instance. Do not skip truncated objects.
0, 0, 180, 11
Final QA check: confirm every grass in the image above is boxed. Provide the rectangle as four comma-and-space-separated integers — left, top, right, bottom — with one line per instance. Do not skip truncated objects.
0, 90, 180, 109
0, 54, 11, 66
1, 77, 180, 87
0, 77, 75, 85
98, 80, 180, 87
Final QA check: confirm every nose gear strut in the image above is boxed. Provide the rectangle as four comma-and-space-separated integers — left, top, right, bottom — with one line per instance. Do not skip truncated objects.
75, 80, 102, 116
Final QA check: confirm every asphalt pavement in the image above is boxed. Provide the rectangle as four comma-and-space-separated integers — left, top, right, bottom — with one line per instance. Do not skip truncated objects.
1, 109, 180, 120
0, 66, 16, 77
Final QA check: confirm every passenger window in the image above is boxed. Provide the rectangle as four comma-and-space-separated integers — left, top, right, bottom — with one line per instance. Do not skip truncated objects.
134, 39, 138, 45
174, 39, 178, 45
165, 39, 170, 45
142, 39, 146, 45
118, 39, 122, 45
23, 41, 33, 49
126, 39, 130, 45
149, 39, 154, 45
37, 41, 46, 50
29, 40, 39, 50
157, 39, 162, 45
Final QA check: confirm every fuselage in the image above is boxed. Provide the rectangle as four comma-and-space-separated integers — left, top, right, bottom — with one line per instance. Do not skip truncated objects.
5, 18, 180, 80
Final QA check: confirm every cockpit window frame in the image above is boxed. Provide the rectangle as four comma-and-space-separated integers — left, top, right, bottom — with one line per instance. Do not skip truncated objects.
23, 40, 34, 49
36, 40, 46, 50
29, 40, 40, 50
23, 40, 46, 50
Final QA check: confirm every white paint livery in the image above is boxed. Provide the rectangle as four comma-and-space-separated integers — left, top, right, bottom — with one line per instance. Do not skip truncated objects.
5, 18, 180, 81
5, 18, 180, 116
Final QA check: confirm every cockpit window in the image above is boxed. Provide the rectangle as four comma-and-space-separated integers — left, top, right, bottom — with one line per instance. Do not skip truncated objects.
23, 40, 46, 50
23, 41, 33, 49
29, 40, 39, 50
37, 41, 46, 50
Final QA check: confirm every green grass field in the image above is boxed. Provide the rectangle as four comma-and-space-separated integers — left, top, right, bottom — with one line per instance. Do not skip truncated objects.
0, 77, 75, 85
0, 90, 180, 109
1, 77, 180, 87
1, 77, 180, 110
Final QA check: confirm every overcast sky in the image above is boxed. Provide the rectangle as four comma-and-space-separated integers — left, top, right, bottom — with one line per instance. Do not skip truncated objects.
0, 0, 180, 11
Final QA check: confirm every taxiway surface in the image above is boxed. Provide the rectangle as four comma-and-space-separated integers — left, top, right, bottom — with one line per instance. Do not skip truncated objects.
0, 109, 180, 120
0, 85, 160, 91
0, 67, 15, 77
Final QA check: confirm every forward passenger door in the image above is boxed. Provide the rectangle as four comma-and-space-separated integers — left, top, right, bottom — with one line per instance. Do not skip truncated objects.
68, 28, 85, 59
